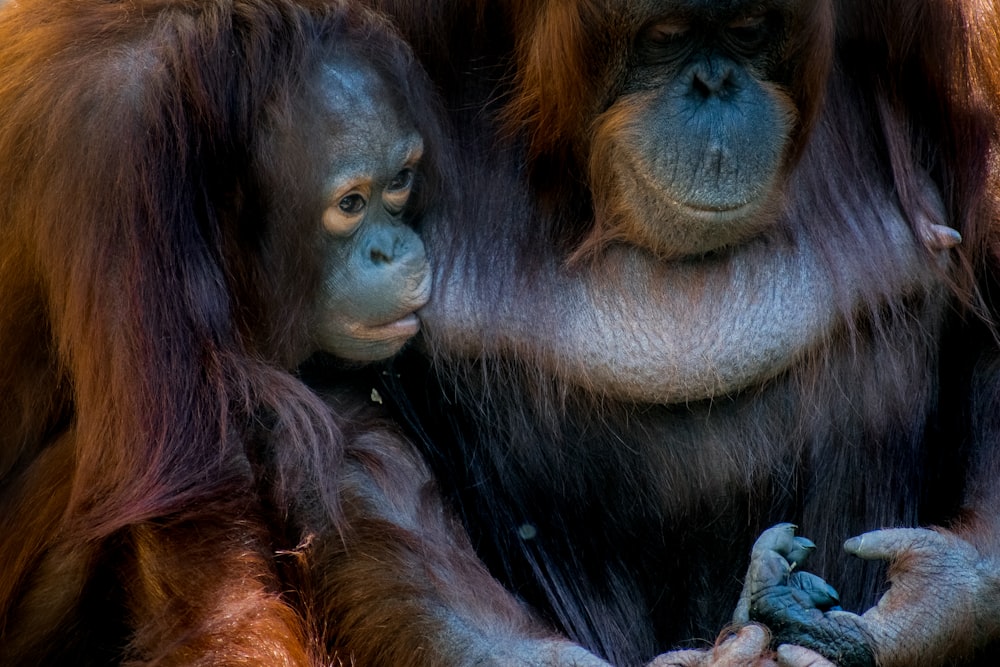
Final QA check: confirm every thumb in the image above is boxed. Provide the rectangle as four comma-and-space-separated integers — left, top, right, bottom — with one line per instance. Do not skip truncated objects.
843, 528, 933, 561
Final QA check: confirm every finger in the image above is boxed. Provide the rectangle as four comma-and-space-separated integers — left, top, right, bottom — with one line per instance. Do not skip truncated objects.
712, 624, 772, 662
751, 524, 815, 567
786, 536, 817, 569
775, 644, 837, 667
747, 524, 808, 584
788, 571, 841, 610
751, 523, 800, 558
926, 224, 962, 250
646, 649, 707, 667
843, 527, 941, 561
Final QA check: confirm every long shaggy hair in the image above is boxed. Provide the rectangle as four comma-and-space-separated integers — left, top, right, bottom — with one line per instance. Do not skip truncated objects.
363, 0, 1000, 664
0, 0, 445, 662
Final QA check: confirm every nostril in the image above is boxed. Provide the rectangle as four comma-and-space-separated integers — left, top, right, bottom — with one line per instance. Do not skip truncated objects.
368, 228, 413, 265
692, 73, 712, 98
690, 63, 734, 98
370, 247, 392, 264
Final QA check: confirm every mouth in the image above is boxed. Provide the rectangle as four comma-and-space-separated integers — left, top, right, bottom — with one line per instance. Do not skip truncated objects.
677, 199, 757, 223
362, 312, 421, 342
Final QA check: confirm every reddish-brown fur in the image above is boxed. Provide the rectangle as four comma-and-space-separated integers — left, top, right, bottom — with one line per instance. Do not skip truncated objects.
0, 0, 444, 663
341, 1, 1000, 665
2, 0, 999, 664
289, 378, 570, 665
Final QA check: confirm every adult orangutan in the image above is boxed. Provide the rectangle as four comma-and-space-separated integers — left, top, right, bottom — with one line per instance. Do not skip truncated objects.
0, 0, 446, 663
313, 0, 1000, 665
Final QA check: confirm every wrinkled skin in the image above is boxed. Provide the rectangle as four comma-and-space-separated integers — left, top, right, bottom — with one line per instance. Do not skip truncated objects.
326, 0, 1000, 665
0, 1, 437, 662
265, 57, 431, 363
651, 625, 835, 667
738, 524, 1000, 666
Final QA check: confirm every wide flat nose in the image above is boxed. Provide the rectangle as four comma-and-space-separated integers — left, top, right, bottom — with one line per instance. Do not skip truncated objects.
689, 60, 736, 99
366, 221, 425, 269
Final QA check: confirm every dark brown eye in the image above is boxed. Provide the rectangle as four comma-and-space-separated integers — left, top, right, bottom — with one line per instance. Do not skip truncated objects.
388, 168, 414, 192
644, 19, 689, 45
729, 14, 766, 31
726, 14, 769, 51
338, 193, 366, 214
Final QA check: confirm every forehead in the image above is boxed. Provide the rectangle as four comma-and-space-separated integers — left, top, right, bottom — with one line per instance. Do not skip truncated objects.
315, 57, 419, 147
311, 56, 423, 186
628, 0, 797, 18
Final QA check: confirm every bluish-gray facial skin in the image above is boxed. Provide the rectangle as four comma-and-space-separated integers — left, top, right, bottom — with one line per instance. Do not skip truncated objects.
415, 0, 957, 404
311, 57, 431, 362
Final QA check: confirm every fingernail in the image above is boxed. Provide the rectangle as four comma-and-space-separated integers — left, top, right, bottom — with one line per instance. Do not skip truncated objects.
930, 224, 962, 249
795, 536, 816, 550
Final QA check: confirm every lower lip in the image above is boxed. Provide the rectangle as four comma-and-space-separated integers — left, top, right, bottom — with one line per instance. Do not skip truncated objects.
372, 313, 421, 339
681, 201, 754, 218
